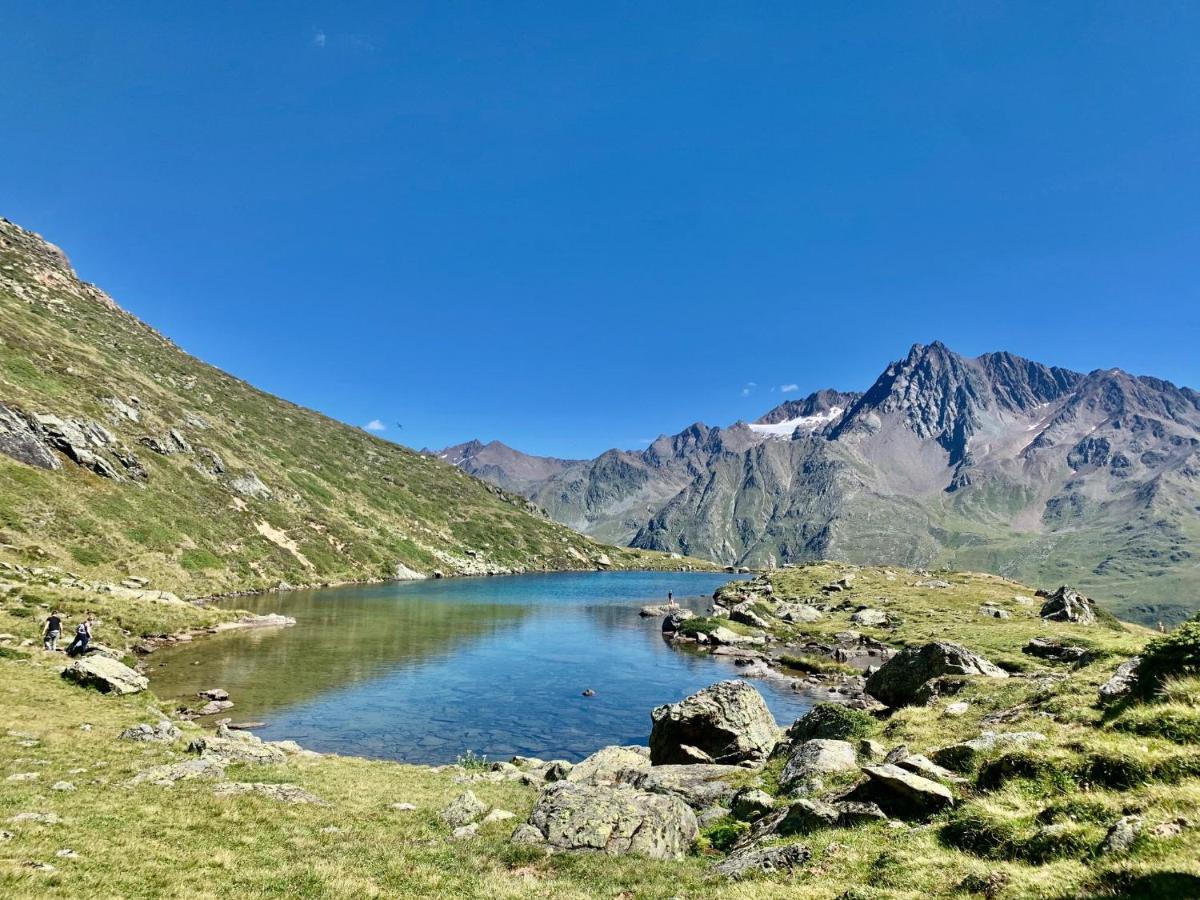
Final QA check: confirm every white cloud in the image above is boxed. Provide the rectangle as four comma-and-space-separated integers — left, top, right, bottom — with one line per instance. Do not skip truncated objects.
365, 419, 386, 432
313, 30, 327, 48
741, 381, 758, 397
780, 384, 800, 393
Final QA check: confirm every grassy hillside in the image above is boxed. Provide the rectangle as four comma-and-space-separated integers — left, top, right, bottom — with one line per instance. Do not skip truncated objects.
0, 218, 702, 596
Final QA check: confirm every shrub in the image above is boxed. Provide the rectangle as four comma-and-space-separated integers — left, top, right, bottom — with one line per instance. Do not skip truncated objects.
700, 819, 749, 853
1137, 614, 1200, 697
785, 702, 876, 743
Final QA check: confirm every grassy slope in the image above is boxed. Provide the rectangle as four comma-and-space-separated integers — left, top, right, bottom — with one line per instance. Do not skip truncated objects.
0, 219, 704, 596
2, 564, 1198, 898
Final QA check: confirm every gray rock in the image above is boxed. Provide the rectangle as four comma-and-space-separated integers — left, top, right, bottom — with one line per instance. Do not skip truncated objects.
1024, 637, 1089, 663
714, 843, 812, 880
978, 605, 1011, 620
895, 754, 966, 785
834, 800, 888, 827
50, 781, 75, 791
1039, 586, 1096, 625
661, 610, 695, 633
525, 781, 698, 860
780, 739, 858, 792
129, 757, 227, 786
440, 791, 489, 827
0, 403, 60, 470
213, 782, 325, 805
566, 745, 650, 787
865, 642, 1007, 707
627, 763, 743, 810
482, 809, 516, 824
198, 688, 230, 701
851, 608, 890, 628
451, 823, 480, 840
61, 656, 148, 695
9, 812, 61, 825
649, 681, 779, 766
187, 735, 286, 765
730, 787, 775, 822
510, 823, 546, 845
1099, 815, 1143, 855
706, 626, 766, 647
775, 603, 823, 624
196, 700, 234, 716
772, 798, 840, 835
230, 471, 272, 499
730, 602, 770, 629
1099, 657, 1141, 702
850, 764, 954, 818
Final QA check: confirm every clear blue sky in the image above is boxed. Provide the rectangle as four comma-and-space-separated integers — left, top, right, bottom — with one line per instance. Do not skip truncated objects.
3, 3, 1198, 458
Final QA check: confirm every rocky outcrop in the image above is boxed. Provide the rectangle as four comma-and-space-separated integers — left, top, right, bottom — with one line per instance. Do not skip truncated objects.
1099, 657, 1141, 702
865, 642, 1008, 707
848, 764, 955, 817
1039, 586, 1097, 625
118, 721, 181, 743
61, 656, 148, 695
523, 781, 698, 860
1024, 637, 1089, 663
625, 764, 743, 810
649, 681, 779, 765
0, 403, 61, 469
213, 782, 325, 805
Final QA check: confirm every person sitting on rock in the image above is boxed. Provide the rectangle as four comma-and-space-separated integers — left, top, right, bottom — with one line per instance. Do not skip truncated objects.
65, 613, 94, 657
42, 610, 63, 652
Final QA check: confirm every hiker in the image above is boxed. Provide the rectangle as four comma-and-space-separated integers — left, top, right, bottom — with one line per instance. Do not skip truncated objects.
65, 613, 94, 657
666, 590, 678, 611
42, 610, 63, 652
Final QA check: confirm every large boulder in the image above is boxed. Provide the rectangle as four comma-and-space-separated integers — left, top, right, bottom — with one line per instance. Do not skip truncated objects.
0, 403, 60, 470
780, 739, 858, 792
649, 681, 779, 765
1039, 586, 1097, 625
865, 642, 1007, 707
61, 656, 148, 695
566, 746, 650, 787
525, 781, 698, 860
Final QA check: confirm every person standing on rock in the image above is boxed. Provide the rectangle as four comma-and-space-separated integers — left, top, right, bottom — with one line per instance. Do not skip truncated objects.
42, 610, 63, 652
66, 613, 93, 657
666, 591, 678, 611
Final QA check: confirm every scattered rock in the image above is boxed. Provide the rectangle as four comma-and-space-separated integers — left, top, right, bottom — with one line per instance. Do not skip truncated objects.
1024, 637, 1090, 663
833, 800, 888, 827
451, 823, 479, 840
524, 781, 698, 860
730, 787, 774, 822
9, 812, 61, 825
198, 688, 230, 701
482, 809, 516, 824
865, 642, 1007, 707
129, 757, 227, 787
6, 773, 38, 782
626, 764, 744, 810
510, 823, 545, 845
730, 602, 770, 629
389, 802, 417, 812
567, 745, 651, 787
978, 605, 1011, 620
714, 843, 811, 880
230, 471, 272, 499
54, 848, 78, 859
0, 402, 61, 470
213, 783, 325, 804
440, 791, 489, 827
660, 610, 695, 633
50, 781, 75, 791
1099, 657, 1141, 702
707, 626, 766, 647
850, 764, 955, 818
1149, 818, 1189, 839
780, 739, 858, 792
196, 700, 234, 716
775, 603, 823, 624
187, 735, 286, 765
1039, 586, 1096, 625
61, 656, 148, 695
118, 724, 180, 744
1099, 815, 1143, 855
649, 681, 779, 766
944, 701, 969, 717
851, 608, 890, 628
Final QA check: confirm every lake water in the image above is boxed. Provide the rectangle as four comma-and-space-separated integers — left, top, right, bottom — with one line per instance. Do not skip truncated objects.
148, 571, 813, 764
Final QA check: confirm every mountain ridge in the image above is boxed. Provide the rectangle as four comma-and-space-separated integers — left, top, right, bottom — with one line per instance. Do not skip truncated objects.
437, 343, 1200, 625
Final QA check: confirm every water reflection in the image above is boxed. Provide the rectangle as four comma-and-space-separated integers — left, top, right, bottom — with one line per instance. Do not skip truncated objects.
151, 572, 811, 763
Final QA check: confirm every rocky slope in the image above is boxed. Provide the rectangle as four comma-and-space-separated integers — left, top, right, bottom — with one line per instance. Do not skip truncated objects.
438, 344, 1200, 625
0, 217, 693, 596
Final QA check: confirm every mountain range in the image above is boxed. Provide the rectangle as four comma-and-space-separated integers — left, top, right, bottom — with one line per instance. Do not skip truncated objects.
436, 343, 1200, 625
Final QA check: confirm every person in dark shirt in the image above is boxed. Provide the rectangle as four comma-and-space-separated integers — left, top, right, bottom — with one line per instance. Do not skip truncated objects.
65, 613, 94, 657
42, 610, 63, 652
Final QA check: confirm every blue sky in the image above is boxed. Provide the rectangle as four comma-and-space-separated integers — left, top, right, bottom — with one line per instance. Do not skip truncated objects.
3, 3, 1199, 458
